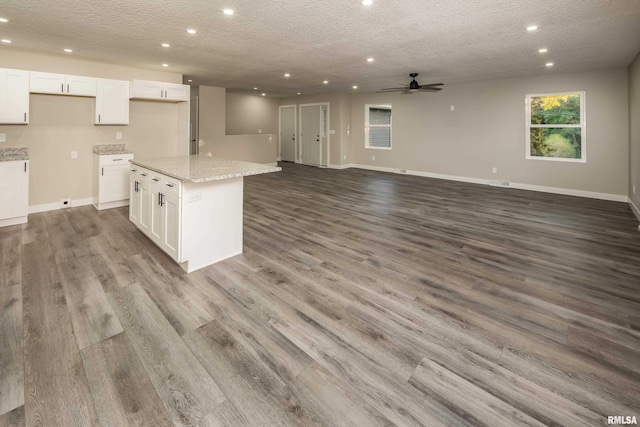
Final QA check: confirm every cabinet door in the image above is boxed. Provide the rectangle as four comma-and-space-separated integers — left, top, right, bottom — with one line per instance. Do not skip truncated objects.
0, 68, 29, 124
138, 171, 151, 234
66, 75, 97, 97
0, 161, 29, 220
129, 173, 140, 225
130, 80, 164, 100
164, 83, 190, 102
99, 164, 130, 203
149, 178, 164, 246
162, 192, 181, 261
95, 79, 129, 125
30, 71, 65, 94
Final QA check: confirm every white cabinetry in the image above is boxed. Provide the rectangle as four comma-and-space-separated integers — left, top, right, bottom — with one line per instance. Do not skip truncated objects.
130, 79, 189, 102
93, 153, 134, 210
130, 166, 151, 234
0, 160, 29, 227
0, 68, 29, 124
95, 79, 129, 125
30, 72, 97, 97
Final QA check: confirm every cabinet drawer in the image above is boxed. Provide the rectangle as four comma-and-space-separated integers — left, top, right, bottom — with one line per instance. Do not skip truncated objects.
99, 153, 133, 166
163, 176, 182, 198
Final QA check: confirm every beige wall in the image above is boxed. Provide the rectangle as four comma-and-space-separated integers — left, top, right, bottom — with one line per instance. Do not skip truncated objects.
225, 92, 279, 135
0, 49, 188, 207
279, 92, 351, 166
629, 52, 640, 217
198, 86, 278, 164
350, 68, 629, 197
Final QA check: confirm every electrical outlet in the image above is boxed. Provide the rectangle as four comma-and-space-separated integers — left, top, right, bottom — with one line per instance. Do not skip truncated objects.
492, 167, 497, 174
634, 185, 636, 194
450, 105, 455, 111
258, 129, 262, 134
372, 156, 376, 161
116, 132, 122, 140
71, 151, 78, 159
343, 155, 347, 160
0, 134, 6, 142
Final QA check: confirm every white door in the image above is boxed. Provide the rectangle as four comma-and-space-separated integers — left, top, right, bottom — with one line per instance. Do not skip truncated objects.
95, 79, 129, 125
100, 164, 131, 203
130, 80, 165, 100
0, 68, 29, 124
65, 75, 97, 96
164, 83, 190, 101
280, 106, 296, 162
300, 105, 322, 166
29, 72, 65, 94
139, 172, 151, 234
129, 173, 140, 226
149, 177, 164, 245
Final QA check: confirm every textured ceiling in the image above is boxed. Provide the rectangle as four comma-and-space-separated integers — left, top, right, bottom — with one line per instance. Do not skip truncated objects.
1, 0, 640, 96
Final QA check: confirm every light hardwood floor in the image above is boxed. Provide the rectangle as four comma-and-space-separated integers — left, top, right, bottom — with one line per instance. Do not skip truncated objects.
1, 162, 639, 426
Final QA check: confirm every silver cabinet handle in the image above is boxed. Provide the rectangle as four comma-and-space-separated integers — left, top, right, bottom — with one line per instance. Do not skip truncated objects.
140, 173, 147, 176
113, 158, 123, 161
67, 83, 69, 93
24, 112, 26, 122
131, 168, 137, 172
101, 167, 104, 176
61, 83, 64, 93
166, 183, 174, 188
160, 89, 163, 98
24, 162, 27, 172
98, 114, 101, 123
152, 178, 159, 182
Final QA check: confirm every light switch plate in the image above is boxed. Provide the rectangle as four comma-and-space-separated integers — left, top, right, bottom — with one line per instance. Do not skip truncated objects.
116, 132, 122, 140
0, 134, 5, 142
71, 151, 78, 159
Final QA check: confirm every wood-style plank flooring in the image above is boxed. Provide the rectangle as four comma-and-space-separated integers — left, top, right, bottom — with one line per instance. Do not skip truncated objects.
1, 162, 639, 426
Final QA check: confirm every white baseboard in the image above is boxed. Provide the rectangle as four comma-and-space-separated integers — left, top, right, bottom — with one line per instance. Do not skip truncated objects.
29, 197, 93, 214
328, 164, 354, 170
348, 164, 627, 202
0, 216, 28, 227
629, 198, 640, 222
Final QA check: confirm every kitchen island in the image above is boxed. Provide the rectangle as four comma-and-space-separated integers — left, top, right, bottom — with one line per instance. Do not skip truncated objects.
129, 155, 281, 272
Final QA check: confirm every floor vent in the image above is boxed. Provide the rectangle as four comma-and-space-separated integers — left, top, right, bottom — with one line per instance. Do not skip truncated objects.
489, 180, 510, 187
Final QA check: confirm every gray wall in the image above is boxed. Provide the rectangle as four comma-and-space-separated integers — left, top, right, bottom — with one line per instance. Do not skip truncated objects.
629, 52, 640, 218
198, 86, 278, 164
226, 92, 279, 135
350, 68, 629, 197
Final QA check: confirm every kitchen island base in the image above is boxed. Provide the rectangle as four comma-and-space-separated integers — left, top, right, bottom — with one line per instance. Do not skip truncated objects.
129, 156, 280, 273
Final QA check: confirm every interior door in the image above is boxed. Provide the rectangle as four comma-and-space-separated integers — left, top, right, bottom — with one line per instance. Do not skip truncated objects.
300, 105, 322, 166
280, 106, 296, 162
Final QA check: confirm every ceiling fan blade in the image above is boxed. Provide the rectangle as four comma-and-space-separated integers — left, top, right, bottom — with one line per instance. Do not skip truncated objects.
420, 83, 444, 88
401, 89, 413, 95
417, 87, 442, 92
379, 87, 407, 91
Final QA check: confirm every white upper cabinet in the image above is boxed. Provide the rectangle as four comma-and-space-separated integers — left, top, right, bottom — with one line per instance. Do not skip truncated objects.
95, 79, 129, 125
130, 79, 189, 102
0, 68, 29, 124
30, 71, 97, 97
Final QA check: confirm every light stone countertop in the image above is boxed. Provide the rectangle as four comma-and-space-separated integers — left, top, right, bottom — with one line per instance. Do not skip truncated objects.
0, 147, 29, 161
92, 144, 133, 155
130, 155, 281, 184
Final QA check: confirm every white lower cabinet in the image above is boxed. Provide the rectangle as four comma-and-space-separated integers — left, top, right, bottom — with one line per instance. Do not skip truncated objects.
0, 160, 29, 227
93, 153, 134, 210
130, 166, 151, 234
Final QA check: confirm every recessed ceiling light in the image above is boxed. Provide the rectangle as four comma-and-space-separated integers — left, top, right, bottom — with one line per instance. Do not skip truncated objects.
538, 48, 548, 53
367, 57, 374, 62
64, 48, 73, 53
253, 87, 258, 90
187, 79, 193, 82
223, 8, 234, 15
187, 29, 197, 34
527, 25, 538, 31
161, 43, 170, 47
284, 73, 290, 78
162, 63, 169, 67
261, 93, 266, 96
323, 80, 329, 84
1, 39, 11, 44
297, 92, 301, 95
0, 18, 8, 23
352, 85, 358, 89
362, 0, 373, 5
545, 62, 554, 67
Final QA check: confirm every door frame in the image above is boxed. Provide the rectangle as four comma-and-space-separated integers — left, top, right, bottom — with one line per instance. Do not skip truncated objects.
278, 104, 297, 162
299, 102, 330, 168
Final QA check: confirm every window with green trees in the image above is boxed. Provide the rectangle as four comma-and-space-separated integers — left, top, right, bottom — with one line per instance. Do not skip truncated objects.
526, 91, 585, 162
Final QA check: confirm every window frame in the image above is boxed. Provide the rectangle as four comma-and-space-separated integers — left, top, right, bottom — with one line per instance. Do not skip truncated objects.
365, 104, 392, 150
525, 91, 586, 163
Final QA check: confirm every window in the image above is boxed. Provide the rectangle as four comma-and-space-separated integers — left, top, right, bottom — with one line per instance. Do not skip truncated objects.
365, 104, 392, 149
526, 91, 585, 162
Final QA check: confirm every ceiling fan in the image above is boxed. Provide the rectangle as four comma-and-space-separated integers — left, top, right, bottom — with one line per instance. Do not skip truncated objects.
379, 73, 444, 94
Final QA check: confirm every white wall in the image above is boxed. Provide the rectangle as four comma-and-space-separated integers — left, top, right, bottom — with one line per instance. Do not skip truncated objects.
0, 49, 189, 208
225, 92, 279, 135
350, 68, 629, 198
